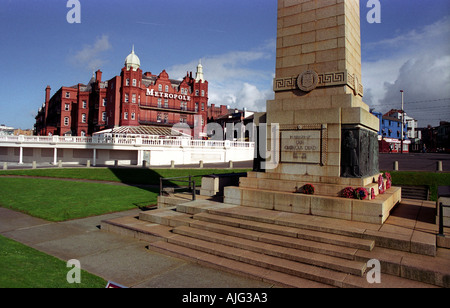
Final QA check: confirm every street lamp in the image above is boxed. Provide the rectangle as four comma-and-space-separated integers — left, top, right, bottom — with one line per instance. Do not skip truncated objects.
400, 90, 404, 154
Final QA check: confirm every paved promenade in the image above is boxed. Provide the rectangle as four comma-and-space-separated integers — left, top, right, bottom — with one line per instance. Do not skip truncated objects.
1, 197, 448, 288
0, 207, 272, 288
379, 153, 449, 172
2, 153, 448, 172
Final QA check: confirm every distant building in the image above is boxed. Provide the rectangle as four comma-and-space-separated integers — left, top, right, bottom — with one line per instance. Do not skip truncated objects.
207, 104, 230, 121
437, 121, 450, 153
0, 125, 14, 136
371, 110, 410, 153
384, 109, 420, 140
13, 129, 33, 136
35, 47, 208, 137
207, 105, 255, 141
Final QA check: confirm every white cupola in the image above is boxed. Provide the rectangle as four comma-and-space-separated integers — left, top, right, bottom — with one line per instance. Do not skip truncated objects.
195, 59, 205, 82
125, 45, 140, 71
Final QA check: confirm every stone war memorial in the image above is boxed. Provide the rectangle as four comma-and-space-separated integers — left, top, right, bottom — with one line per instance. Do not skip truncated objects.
102, 0, 449, 289
225, 0, 401, 224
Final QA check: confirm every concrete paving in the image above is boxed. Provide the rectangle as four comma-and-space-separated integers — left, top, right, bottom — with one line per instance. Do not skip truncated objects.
379, 153, 449, 172
0, 207, 273, 288
2, 153, 448, 172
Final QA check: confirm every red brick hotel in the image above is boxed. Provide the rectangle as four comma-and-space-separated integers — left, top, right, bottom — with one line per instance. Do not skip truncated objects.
35, 47, 209, 136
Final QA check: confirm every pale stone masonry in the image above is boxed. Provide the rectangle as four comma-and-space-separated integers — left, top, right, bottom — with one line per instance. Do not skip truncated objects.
268, 0, 378, 178
223, 0, 400, 224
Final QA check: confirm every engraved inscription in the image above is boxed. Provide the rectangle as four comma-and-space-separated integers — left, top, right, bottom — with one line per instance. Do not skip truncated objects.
281, 131, 321, 164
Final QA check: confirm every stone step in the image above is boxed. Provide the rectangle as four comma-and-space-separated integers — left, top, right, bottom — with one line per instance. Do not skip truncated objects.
224, 185, 401, 224
239, 176, 384, 198
188, 220, 358, 260
205, 205, 435, 257
148, 235, 438, 288
173, 225, 367, 276
139, 208, 193, 227
101, 208, 447, 287
165, 233, 351, 287
147, 240, 333, 288
193, 212, 375, 252
100, 215, 174, 242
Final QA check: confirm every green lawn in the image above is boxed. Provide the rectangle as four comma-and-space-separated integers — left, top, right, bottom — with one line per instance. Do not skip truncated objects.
0, 167, 250, 185
0, 235, 106, 288
0, 167, 446, 288
0, 167, 250, 288
0, 177, 159, 221
385, 171, 450, 201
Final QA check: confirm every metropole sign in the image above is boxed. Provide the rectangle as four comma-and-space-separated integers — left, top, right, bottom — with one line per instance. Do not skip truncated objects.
146, 89, 191, 101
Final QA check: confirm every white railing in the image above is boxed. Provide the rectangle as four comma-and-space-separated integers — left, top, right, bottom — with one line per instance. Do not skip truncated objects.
0, 135, 255, 149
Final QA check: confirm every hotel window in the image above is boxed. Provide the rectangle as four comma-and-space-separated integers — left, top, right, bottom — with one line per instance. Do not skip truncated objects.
138, 95, 141, 104
165, 85, 169, 92
124, 112, 128, 120
158, 84, 163, 91
102, 112, 106, 122
82, 101, 87, 109
201, 103, 205, 111
180, 115, 187, 123
126, 79, 130, 86
164, 99, 169, 108
157, 113, 162, 122
81, 131, 86, 137
157, 98, 162, 108
82, 114, 86, 123
195, 103, 199, 112
65, 103, 70, 111
64, 117, 69, 126
131, 112, 136, 120
164, 113, 169, 124
132, 94, 136, 103
65, 92, 70, 98
102, 98, 107, 106
125, 94, 129, 102
201, 90, 205, 97
195, 90, 199, 96
132, 79, 137, 86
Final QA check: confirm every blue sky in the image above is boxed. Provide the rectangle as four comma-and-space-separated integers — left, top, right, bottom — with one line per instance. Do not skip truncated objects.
0, 0, 449, 129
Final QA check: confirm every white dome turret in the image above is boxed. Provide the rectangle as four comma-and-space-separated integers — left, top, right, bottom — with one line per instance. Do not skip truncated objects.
125, 45, 140, 71
195, 59, 205, 82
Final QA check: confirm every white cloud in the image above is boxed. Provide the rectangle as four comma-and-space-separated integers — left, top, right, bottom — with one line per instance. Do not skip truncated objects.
362, 16, 450, 126
169, 42, 275, 112
71, 35, 112, 71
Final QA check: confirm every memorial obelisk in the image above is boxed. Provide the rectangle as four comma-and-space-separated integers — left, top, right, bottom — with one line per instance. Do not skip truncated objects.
224, 0, 401, 224
268, 0, 379, 178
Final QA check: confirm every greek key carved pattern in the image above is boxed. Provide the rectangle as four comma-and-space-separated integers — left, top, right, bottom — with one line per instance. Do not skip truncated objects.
318, 71, 346, 85
274, 77, 297, 91
274, 70, 363, 97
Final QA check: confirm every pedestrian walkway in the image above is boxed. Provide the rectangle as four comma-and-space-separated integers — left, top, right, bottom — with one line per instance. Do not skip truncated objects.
0, 207, 272, 288
1, 198, 449, 288
102, 197, 450, 288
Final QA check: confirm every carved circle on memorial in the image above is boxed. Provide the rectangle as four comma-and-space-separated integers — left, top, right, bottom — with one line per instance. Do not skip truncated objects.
297, 70, 319, 92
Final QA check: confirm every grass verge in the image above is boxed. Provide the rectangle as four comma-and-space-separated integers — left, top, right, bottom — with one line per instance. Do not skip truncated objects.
0, 177, 159, 221
0, 235, 106, 288
384, 171, 450, 201
0, 167, 250, 185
